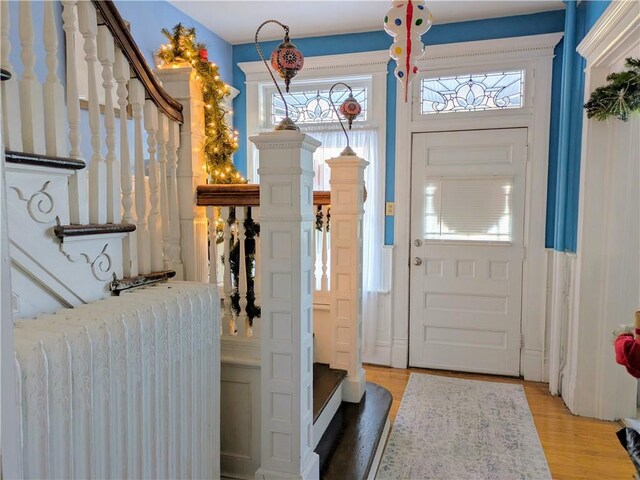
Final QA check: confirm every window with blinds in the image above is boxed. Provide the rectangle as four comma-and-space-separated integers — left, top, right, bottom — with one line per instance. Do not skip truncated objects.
424, 177, 513, 242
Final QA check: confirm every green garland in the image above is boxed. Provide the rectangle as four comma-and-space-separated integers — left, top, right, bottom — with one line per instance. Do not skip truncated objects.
157, 24, 245, 183
584, 57, 640, 122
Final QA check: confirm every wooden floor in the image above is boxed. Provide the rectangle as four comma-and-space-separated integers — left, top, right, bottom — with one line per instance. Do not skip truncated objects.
365, 364, 635, 480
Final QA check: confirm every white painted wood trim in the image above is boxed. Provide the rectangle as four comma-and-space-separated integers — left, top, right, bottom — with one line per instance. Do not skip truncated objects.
239, 50, 389, 80
392, 33, 561, 378
563, 0, 640, 420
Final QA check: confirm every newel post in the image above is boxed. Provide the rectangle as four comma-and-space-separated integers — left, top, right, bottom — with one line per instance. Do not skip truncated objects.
327, 155, 369, 402
251, 131, 321, 480
154, 66, 207, 281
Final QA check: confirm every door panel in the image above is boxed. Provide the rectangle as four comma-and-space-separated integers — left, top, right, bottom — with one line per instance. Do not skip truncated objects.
409, 128, 527, 375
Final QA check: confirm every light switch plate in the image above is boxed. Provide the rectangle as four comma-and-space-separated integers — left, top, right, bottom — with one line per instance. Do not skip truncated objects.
385, 202, 395, 216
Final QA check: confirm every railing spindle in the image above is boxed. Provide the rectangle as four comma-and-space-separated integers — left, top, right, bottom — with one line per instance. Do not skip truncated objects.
157, 113, 171, 269
321, 205, 329, 292
18, 0, 45, 154
43, 0, 67, 157
114, 49, 137, 277
144, 100, 163, 273
167, 120, 183, 276
130, 78, 151, 274
252, 206, 261, 338
61, 0, 88, 224
1, 0, 22, 151
221, 206, 233, 336
236, 207, 248, 337
97, 25, 118, 224
78, 1, 106, 224
207, 207, 218, 285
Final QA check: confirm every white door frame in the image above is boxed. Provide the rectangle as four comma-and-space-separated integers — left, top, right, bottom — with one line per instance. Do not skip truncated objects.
392, 33, 563, 381
562, 0, 640, 420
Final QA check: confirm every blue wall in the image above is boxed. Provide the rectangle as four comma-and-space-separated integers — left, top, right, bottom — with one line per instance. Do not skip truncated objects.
232, 10, 566, 244
547, 0, 610, 252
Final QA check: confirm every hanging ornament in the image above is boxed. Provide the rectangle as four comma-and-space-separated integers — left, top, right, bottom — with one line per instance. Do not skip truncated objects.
255, 20, 304, 130
270, 35, 304, 93
198, 47, 208, 63
384, 0, 432, 102
339, 93, 362, 130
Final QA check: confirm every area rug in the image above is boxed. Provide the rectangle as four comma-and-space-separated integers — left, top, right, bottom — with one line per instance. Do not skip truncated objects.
377, 373, 551, 480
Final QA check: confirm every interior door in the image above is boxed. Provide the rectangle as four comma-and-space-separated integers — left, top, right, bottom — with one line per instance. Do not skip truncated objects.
409, 128, 527, 376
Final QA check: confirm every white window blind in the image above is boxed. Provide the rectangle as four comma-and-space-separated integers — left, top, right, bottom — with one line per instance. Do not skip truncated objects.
424, 177, 513, 242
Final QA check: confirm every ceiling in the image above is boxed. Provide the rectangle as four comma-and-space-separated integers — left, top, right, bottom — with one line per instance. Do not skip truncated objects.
169, 0, 564, 45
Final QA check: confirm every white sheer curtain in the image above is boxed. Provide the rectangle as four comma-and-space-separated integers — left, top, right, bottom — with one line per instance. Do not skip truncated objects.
310, 129, 384, 356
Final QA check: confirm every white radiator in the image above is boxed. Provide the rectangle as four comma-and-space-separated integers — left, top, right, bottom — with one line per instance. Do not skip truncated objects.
13, 282, 220, 479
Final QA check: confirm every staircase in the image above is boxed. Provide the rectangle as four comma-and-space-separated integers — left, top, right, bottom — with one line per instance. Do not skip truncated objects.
2, 0, 190, 319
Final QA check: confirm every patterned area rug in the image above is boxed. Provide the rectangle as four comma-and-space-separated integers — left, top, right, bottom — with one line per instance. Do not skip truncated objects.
378, 373, 551, 480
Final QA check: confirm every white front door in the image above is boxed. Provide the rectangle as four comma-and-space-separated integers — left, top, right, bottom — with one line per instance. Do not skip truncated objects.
409, 128, 528, 375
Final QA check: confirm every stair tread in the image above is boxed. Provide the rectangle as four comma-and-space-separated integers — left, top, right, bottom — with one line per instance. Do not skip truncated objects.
313, 363, 347, 424
315, 382, 392, 480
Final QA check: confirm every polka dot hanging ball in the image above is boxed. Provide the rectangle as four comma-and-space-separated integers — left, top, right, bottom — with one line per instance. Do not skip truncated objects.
384, 0, 433, 102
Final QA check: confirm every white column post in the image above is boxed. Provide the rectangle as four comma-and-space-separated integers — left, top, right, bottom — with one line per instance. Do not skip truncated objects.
154, 66, 207, 282
252, 131, 321, 480
327, 155, 369, 403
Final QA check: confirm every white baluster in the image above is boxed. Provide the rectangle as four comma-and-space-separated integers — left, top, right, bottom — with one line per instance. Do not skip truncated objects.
144, 100, 163, 272
157, 113, 172, 269
43, 0, 67, 156
78, 1, 106, 224
321, 205, 329, 292
221, 206, 233, 336
1, 0, 22, 151
61, 0, 88, 224
114, 49, 137, 277
18, 0, 45, 154
207, 207, 218, 285
130, 79, 150, 274
236, 207, 248, 337
97, 26, 118, 224
167, 120, 183, 277
313, 206, 318, 291
252, 206, 261, 338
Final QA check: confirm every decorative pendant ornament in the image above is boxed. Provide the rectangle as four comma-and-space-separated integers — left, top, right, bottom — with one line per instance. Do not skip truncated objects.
255, 20, 304, 130
384, 0, 432, 102
329, 82, 363, 156
198, 47, 208, 63
270, 37, 304, 93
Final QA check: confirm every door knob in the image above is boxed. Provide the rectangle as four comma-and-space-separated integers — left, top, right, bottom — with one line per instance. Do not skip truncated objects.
414, 239, 423, 247
413, 257, 422, 266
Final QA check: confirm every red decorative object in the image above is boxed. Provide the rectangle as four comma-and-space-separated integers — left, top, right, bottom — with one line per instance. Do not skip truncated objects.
615, 334, 640, 378
270, 36, 304, 93
339, 93, 362, 129
198, 48, 208, 63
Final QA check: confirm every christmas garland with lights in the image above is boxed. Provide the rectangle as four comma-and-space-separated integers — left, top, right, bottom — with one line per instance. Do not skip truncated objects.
584, 57, 640, 122
157, 24, 245, 183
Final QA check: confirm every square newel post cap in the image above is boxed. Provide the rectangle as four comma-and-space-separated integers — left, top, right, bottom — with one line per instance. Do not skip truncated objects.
326, 154, 369, 174
249, 130, 322, 153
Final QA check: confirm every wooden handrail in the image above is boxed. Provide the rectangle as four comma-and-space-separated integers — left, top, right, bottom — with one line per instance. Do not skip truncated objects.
93, 0, 183, 124
197, 184, 331, 207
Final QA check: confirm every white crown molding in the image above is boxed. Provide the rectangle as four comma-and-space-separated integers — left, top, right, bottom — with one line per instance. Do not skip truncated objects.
417, 32, 563, 67
577, 0, 640, 64
239, 50, 389, 82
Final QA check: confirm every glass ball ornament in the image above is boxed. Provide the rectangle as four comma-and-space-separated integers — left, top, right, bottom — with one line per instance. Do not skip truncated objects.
339, 93, 362, 129
270, 36, 304, 93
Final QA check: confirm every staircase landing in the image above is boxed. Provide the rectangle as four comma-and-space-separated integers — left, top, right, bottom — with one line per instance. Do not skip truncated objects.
313, 363, 347, 423
315, 382, 392, 480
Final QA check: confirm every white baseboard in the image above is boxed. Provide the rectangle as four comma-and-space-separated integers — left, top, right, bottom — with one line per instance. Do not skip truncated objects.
521, 349, 545, 382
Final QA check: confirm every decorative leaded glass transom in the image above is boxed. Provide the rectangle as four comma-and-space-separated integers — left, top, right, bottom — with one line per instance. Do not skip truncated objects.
420, 70, 525, 115
271, 88, 367, 126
